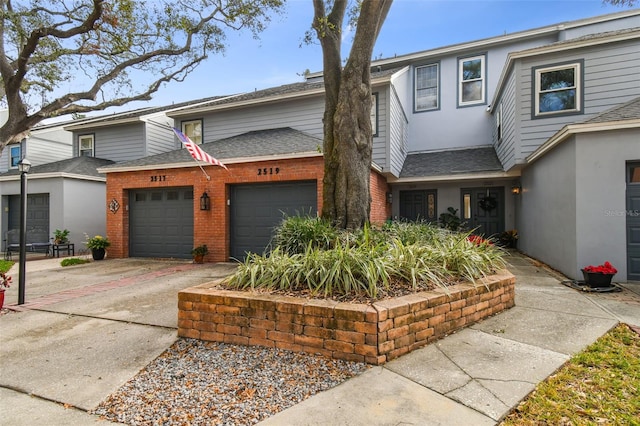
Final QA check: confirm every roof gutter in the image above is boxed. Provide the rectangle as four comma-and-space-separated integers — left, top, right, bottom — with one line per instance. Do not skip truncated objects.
0, 173, 106, 182
389, 170, 520, 184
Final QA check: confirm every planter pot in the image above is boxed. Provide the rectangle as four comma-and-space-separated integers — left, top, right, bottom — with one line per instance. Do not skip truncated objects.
0, 290, 4, 310
92, 248, 106, 261
193, 254, 205, 264
581, 269, 615, 288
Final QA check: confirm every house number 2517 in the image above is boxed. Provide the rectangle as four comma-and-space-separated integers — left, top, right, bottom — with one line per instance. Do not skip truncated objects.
150, 175, 166, 182
258, 167, 280, 176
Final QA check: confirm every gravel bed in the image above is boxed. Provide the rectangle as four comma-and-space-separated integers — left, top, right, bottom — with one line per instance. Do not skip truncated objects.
92, 338, 368, 425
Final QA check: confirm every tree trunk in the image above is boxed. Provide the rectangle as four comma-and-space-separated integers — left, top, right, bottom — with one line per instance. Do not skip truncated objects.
314, 0, 392, 229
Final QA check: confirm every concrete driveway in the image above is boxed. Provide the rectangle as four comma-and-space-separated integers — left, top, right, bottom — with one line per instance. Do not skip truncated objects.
0, 257, 237, 424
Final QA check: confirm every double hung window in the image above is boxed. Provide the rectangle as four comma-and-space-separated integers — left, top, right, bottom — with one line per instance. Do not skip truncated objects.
182, 120, 203, 144
79, 135, 94, 157
534, 63, 581, 117
415, 63, 439, 111
459, 55, 486, 106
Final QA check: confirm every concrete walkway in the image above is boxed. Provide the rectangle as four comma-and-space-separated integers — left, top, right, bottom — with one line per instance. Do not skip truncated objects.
1, 253, 638, 425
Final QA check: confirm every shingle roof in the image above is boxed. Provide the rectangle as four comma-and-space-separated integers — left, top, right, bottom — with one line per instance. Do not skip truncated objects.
167, 68, 401, 115
100, 127, 322, 169
0, 156, 115, 178
584, 96, 640, 124
399, 147, 503, 178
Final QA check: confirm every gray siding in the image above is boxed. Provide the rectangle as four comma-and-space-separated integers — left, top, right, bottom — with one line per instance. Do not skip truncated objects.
388, 85, 408, 177
146, 119, 177, 155
560, 14, 640, 41
82, 124, 146, 162
518, 39, 640, 159
196, 97, 325, 143
372, 88, 388, 170
494, 70, 519, 171
0, 127, 72, 172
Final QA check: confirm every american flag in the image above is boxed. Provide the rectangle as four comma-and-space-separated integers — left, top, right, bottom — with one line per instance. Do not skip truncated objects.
172, 128, 228, 170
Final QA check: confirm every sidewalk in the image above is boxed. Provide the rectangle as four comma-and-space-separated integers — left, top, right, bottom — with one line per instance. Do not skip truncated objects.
1, 253, 638, 425
258, 253, 640, 425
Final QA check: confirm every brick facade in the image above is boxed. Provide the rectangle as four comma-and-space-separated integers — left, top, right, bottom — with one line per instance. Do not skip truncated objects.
178, 271, 516, 365
105, 156, 390, 261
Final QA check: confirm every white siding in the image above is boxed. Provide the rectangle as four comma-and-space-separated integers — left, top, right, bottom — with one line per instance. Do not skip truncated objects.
518, 39, 640, 158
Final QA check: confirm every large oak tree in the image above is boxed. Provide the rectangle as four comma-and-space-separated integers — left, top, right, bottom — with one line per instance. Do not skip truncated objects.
0, 0, 283, 152
312, 0, 392, 229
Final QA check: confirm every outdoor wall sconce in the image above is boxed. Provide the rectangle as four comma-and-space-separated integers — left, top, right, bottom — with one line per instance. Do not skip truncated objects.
386, 192, 393, 204
200, 192, 210, 210
511, 184, 522, 195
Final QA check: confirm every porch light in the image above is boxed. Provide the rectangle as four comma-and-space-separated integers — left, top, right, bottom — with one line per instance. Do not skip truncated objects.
200, 192, 210, 211
511, 184, 521, 195
386, 192, 393, 204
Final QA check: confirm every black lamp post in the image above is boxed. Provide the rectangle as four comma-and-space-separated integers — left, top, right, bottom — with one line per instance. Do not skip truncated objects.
17, 158, 31, 305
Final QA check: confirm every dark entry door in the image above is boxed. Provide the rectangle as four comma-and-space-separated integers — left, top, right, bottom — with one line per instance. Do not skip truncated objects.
461, 187, 504, 237
399, 190, 437, 222
627, 163, 640, 281
230, 181, 317, 261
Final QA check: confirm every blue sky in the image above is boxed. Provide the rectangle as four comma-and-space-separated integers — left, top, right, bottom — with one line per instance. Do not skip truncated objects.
122, 0, 637, 111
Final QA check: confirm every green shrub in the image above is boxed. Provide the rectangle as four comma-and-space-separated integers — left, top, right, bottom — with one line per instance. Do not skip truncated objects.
60, 258, 91, 267
272, 216, 338, 255
226, 217, 507, 299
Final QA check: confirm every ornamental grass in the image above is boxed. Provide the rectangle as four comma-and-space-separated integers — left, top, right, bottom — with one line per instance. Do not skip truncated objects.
225, 218, 506, 299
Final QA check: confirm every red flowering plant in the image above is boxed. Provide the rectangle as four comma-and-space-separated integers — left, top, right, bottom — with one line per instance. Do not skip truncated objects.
1, 272, 11, 290
583, 261, 617, 275
467, 235, 494, 246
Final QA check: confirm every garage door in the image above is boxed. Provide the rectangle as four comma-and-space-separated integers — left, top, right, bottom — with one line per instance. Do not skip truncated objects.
9, 193, 50, 236
628, 162, 640, 281
230, 181, 317, 261
129, 187, 194, 258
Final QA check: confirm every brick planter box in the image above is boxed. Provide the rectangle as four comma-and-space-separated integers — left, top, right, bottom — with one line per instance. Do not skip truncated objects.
178, 271, 515, 365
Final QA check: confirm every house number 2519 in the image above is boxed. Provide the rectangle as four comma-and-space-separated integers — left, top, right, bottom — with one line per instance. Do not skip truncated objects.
257, 167, 280, 176
150, 175, 166, 182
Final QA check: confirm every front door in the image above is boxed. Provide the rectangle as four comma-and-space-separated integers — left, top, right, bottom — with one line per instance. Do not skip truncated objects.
461, 187, 504, 237
627, 162, 640, 281
399, 190, 437, 222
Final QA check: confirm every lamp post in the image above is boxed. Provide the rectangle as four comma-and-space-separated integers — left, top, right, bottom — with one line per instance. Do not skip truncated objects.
17, 158, 31, 305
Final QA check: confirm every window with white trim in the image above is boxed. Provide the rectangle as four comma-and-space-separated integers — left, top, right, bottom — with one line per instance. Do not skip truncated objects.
182, 119, 203, 144
78, 134, 94, 157
9, 145, 21, 168
415, 63, 439, 111
458, 55, 485, 106
534, 63, 581, 117
496, 103, 503, 144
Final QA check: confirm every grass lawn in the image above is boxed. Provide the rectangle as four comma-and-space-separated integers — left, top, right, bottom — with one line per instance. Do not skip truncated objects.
0, 260, 14, 273
500, 323, 640, 425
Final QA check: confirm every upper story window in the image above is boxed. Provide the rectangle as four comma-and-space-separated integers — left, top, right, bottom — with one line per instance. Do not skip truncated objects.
79, 134, 94, 157
415, 63, 439, 111
182, 119, 203, 144
9, 145, 21, 168
534, 62, 582, 117
458, 55, 486, 107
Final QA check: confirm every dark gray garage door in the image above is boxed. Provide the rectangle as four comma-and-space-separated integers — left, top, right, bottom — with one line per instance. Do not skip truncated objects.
129, 187, 194, 258
230, 181, 317, 261
9, 193, 50, 236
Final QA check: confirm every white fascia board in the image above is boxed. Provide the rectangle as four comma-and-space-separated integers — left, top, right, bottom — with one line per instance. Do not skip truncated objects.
0, 173, 106, 182
526, 119, 640, 163
490, 29, 640, 113
98, 152, 324, 174
389, 170, 520, 184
